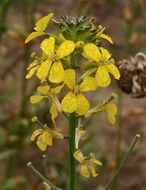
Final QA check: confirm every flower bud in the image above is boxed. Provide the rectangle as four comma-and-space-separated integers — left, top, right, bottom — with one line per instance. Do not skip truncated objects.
31, 116, 38, 122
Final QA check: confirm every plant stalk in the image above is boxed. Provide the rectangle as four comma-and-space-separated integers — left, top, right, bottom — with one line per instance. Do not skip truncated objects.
27, 162, 61, 190
103, 134, 140, 190
68, 113, 78, 190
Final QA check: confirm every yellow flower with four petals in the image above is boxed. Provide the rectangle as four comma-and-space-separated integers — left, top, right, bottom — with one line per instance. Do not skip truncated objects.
74, 149, 102, 178
31, 127, 63, 151
61, 69, 98, 115
30, 85, 63, 121
26, 37, 75, 82
83, 43, 120, 87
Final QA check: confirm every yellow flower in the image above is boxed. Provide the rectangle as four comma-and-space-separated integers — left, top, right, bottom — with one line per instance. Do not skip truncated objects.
74, 149, 102, 178
30, 85, 63, 121
61, 69, 98, 115
105, 103, 117, 125
83, 43, 120, 87
31, 127, 63, 151
26, 37, 75, 82
25, 13, 53, 43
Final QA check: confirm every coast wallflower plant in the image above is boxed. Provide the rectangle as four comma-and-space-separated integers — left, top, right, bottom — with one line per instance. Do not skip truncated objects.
25, 13, 121, 190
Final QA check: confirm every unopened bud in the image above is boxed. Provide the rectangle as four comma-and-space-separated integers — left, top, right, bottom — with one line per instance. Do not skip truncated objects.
31, 116, 38, 122
30, 52, 36, 58
112, 93, 118, 99
76, 41, 85, 49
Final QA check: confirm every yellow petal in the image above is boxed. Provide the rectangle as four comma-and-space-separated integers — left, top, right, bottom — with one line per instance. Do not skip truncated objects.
80, 76, 98, 92
36, 60, 52, 80
37, 135, 47, 151
83, 43, 101, 62
50, 103, 58, 120
31, 129, 41, 141
40, 37, 55, 56
95, 66, 111, 87
42, 131, 52, 146
35, 13, 53, 32
37, 86, 50, 95
30, 95, 45, 104
81, 164, 90, 178
64, 69, 76, 90
25, 31, 44, 43
88, 164, 98, 177
105, 64, 120, 80
100, 47, 111, 61
56, 40, 75, 58
74, 149, 84, 163
99, 33, 113, 44
90, 158, 103, 166
76, 94, 89, 116
26, 65, 40, 79
61, 92, 77, 113
51, 84, 64, 94
105, 103, 117, 125
49, 61, 64, 83
27, 60, 38, 70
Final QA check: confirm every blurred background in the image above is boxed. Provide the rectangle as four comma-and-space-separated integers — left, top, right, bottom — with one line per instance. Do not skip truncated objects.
0, 0, 146, 189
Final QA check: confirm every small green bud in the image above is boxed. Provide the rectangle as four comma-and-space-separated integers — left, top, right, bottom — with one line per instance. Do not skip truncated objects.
30, 52, 36, 58
31, 116, 38, 122
75, 41, 85, 49
112, 93, 118, 99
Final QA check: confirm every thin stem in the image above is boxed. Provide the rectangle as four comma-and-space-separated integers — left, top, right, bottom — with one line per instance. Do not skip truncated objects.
43, 155, 49, 179
70, 53, 76, 69
68, 113, 78, 190
27, 162, 61, 190
103, 134, 140, 190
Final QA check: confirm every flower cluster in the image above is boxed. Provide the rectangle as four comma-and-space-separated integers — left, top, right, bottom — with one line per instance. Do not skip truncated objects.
26, 12, 120, 181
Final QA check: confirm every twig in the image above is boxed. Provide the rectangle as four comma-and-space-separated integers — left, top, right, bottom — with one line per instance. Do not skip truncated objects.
103, 134, 141, 190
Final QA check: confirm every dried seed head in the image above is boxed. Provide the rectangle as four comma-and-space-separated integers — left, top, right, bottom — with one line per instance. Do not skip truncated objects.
117, 52, 146, 98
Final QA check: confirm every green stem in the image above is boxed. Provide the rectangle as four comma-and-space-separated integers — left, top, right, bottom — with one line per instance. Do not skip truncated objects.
68, 113, 78, 190
27, 162, 61, 190
103, 134, 140, 190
